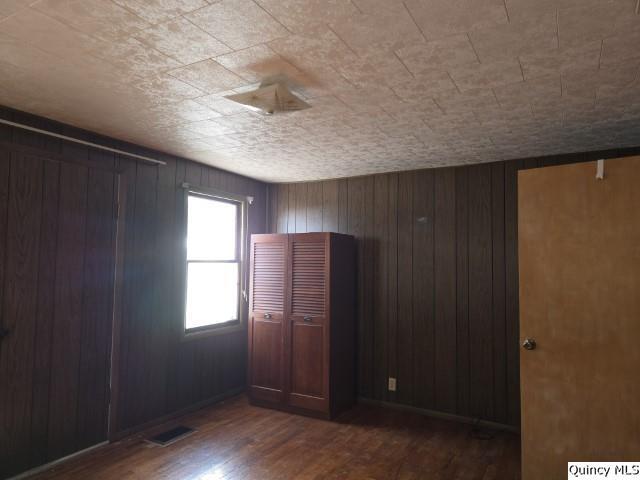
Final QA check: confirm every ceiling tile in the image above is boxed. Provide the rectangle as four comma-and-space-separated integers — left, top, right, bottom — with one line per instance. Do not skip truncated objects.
333, 50, 412, 89
494, 75, 562, 108
503, 0, 558, 21
268, 27, 359, 94
601, 29, 640, 66
170, 99, 223, 122
194, 93, 252, 115
423, 110, 479, 133
329, 3, 424, 54
185, 0, 289, 50
561, 68, 601, 100
404, 0, 508, 40
89, 37, 181, 81
135, 17, 231, 65
433, 89, 498, 114
200, 135, 246, 148
214, 44, 306, 84
593, 62, 640, 98
558, 1, 638, 48
519, 41, 602, 79
396, 35, 479, 74
255, 0, 358, 33
185, 117, 240, 137
0, 7, 102, 59
134, 75, 206, 104
269, 27, 353, 66
31, 0, 150, 41
449, 59, 523, 91
112, 0, 209, 24
0, 31, 62, 73
389, 70, 458, 99
474, 103, 533, 126
0, 0, 32, 19
169, 59, 246, 94
384, 98, 442, 118
155, 126, 208, 142
503, 0, 614, 20
468, 13, 558, 62
334, 85, 399, 112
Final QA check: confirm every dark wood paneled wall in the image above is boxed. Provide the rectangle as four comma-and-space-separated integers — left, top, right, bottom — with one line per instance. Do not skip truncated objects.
0, 113, 120, 478
114, 145, 266, 435
0, 107, 266, 476
120, 148, 267, 433
266, 147, 639, 427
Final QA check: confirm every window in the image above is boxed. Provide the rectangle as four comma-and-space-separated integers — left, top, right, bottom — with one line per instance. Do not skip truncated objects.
184, 189, 245, 334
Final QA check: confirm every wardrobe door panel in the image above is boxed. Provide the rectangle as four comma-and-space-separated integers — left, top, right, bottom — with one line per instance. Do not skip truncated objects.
287, 234, 329, 412
248, 234, 287, 404
289, 321, 325, 411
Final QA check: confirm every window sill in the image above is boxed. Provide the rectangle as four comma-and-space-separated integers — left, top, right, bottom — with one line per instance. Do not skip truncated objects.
182, 320, 245, 341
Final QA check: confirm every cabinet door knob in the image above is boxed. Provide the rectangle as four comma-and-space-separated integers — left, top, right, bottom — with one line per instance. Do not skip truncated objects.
522, 338, 536, 350
263, 313, 272, 319
303, 316, 313, 322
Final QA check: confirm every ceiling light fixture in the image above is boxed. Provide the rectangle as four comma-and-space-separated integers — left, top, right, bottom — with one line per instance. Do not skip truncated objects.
224, 80, 310, 115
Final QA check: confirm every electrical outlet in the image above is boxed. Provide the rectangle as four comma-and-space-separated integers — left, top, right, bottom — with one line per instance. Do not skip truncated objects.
388, 377, 397, 392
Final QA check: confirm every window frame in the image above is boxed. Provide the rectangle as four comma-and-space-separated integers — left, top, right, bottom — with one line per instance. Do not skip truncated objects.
181, 184, 248, 339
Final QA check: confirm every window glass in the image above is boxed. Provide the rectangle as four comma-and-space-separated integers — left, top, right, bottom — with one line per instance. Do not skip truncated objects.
187, 195, 237, 261
185, 262, 239, 330
184, 193, 242, 332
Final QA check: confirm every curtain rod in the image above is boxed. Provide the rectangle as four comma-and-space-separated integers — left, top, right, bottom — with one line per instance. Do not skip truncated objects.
0, 118, 166, 166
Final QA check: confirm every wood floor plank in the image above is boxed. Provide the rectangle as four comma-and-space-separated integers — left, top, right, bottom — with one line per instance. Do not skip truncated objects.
28, 396, 521, 480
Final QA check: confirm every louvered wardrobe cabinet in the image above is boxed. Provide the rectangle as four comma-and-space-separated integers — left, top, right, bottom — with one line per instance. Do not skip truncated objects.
248, 232, 356, 419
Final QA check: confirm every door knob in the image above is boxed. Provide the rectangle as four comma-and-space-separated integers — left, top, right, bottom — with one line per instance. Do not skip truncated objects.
522, 338, 536, 350
263, 313, 272, 319
303, 316, 313, 322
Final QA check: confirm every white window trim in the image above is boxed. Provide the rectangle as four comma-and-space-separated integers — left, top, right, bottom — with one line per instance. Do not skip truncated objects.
181, 183, 249, 340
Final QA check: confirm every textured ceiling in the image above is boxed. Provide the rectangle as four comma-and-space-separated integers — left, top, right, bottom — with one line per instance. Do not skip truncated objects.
1, 0, 640, 182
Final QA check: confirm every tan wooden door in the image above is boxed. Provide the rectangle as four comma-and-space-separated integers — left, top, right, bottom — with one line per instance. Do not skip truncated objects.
518, 157, 640, 480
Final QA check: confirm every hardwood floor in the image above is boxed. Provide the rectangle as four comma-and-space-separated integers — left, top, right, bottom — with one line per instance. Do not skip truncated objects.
28, 395, 521, 480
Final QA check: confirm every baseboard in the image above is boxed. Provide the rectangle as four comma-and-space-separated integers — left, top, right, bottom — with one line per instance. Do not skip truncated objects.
357, 397, 520, 434
7, 442, 108, 480
110, 386, 246, 441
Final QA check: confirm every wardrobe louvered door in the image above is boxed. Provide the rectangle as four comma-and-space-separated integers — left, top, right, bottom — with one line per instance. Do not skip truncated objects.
286, 233, 329, 412
248, 232, 355, 419
248, 234, 288, 404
